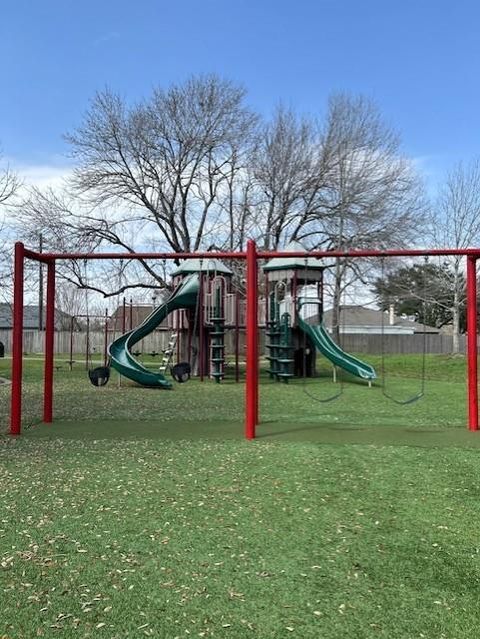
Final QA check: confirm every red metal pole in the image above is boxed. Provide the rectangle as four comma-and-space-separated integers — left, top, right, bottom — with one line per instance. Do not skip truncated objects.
122, 297, 126, 333
43, 260, 56, 423
129, 299, 133, 330
467, 256, 478, 431
41, 250, 248, 261
10, 242, 25, 435
32, 247, 480, 262
245, 239, 258, 439
254, 274, 259, 427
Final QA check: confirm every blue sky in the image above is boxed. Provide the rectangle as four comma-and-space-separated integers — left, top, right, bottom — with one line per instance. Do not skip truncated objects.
1, 0, 479, 189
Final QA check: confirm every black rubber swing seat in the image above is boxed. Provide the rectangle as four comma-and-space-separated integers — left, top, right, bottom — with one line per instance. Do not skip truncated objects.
88, 366, 111, 387
171, 362, 191, 383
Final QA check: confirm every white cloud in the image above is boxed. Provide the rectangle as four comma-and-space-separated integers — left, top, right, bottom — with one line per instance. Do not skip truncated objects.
16, 163, 73, 190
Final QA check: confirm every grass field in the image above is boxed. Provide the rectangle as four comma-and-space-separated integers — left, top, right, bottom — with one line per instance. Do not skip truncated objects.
1, 353, 480, 637
0, 353, 471, 434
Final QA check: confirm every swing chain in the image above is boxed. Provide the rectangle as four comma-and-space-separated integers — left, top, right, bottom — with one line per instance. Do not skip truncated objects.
300, 256, 343, 403
82, 258, 111, 386
380, 256, 427, 405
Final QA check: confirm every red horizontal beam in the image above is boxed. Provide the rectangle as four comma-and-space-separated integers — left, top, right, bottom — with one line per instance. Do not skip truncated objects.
24, 248, 51, 263
258, 248, 480, 259
27, 250, 247, 261
21, 246, 480, 263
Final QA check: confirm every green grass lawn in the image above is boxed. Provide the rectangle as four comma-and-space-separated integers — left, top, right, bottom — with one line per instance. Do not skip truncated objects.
0, 353, 471, 434
1, 354, 480, 637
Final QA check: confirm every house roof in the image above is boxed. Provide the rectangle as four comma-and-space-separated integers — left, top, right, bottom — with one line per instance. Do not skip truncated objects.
0, 304, 73, 330
263, 240, 325, 273
110, 304, 154, 330
171, 258, 233, 277
322, 305, 440, 334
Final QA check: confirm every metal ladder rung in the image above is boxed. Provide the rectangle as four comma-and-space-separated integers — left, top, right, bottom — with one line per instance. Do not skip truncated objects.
159, 330, 179, 372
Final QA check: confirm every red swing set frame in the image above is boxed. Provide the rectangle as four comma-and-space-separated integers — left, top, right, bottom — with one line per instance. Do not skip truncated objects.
9, 240, 480, 438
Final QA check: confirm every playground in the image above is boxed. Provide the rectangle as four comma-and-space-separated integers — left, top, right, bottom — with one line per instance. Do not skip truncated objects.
2, 242, 480, 637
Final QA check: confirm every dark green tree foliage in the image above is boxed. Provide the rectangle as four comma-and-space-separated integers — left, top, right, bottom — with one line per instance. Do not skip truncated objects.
373, 262, 466, 330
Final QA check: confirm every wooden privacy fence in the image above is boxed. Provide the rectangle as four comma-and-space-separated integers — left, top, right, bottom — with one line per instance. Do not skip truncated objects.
0, 329, 470, 357
0, 329, 252, 357
0, 330, 175, 357
339, 333, 467, 355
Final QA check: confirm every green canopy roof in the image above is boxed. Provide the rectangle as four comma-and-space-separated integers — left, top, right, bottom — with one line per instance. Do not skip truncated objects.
171, 258, 233, 277
263, 241, 325, 272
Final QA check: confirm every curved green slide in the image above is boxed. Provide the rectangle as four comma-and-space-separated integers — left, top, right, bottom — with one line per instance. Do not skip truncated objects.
108, 274, 199, 388
298, 315, 377, 381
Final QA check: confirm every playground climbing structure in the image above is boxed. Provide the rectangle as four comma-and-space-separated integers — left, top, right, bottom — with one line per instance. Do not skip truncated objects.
263, 241, 376, 385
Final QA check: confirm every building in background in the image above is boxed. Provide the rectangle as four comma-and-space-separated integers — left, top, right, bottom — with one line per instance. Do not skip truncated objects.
322, 305, 440, 335
0, 304, 76, 331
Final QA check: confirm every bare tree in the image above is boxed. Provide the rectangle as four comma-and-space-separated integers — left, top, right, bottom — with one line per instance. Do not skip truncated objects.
19, 186, 168, 297
16, 86, 426, 319
434, 159, 480, 352
0, 150, 21, 298
302, 93, 427, 340
55, 281, 89, 318
250, 106, 328, 250
0, 152, 20, 207
18, 75, 257, 296
65, 75, 256, 251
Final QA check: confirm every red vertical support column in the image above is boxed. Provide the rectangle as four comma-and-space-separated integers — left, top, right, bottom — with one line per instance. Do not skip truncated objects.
10, 242, 25, 435
43, 260, 56, 423
254, 265, 259, 426
467, 255, 478, 431
245, 239, 258, 439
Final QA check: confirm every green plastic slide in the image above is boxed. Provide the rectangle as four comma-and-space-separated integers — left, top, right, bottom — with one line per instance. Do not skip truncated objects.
108, 274, 199, 388
298, 315, 377, 381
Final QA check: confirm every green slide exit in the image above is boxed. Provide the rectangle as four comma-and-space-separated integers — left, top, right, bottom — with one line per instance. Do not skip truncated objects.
108, 274, 199, 388
298, 315, 377, 381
